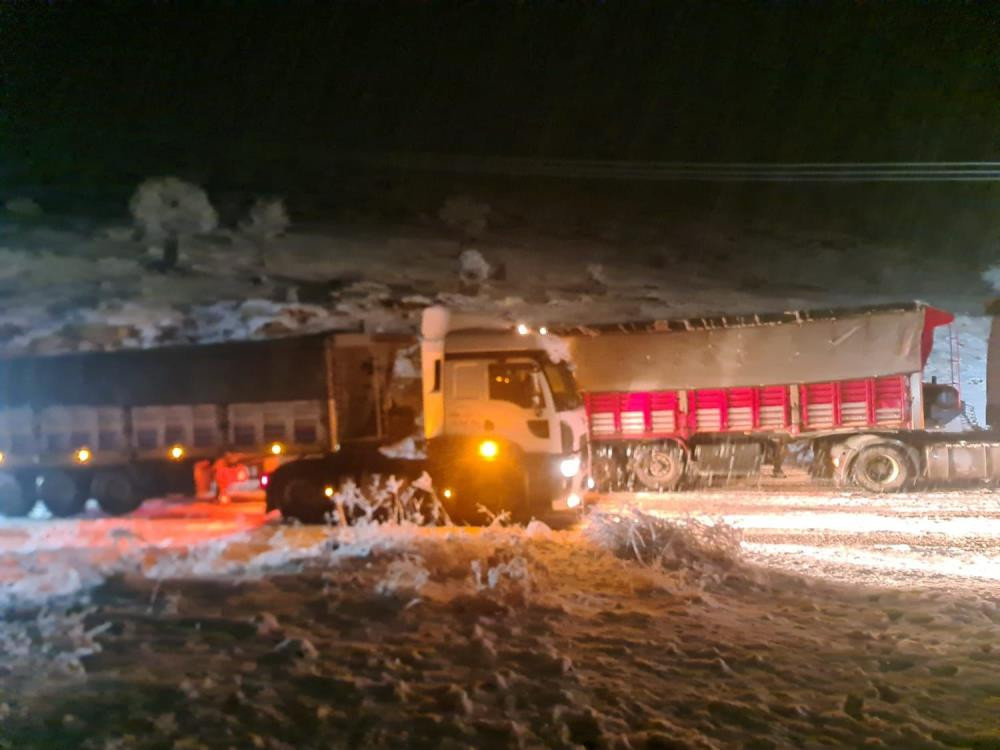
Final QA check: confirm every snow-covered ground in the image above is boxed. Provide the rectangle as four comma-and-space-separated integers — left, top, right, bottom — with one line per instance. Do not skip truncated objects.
2, 488, 1000, 747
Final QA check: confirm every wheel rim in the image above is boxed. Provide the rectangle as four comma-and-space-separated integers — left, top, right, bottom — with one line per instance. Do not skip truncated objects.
864, 455, 900, 485
647, 450, 677, 480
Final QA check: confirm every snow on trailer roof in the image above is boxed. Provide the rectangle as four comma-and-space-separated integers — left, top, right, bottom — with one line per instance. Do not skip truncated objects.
562, 301, 954, 392
549, 300, 953, 336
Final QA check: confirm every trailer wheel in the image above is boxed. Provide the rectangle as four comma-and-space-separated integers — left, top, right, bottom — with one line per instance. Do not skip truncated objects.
0, 474, 34, 518
38, 471, 87, 517
631, 443, 685, 491
92, 471, 142, 516
851, 444, 911, 493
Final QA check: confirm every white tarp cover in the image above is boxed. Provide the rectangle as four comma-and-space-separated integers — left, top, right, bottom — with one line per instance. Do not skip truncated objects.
567, 308, 927, 392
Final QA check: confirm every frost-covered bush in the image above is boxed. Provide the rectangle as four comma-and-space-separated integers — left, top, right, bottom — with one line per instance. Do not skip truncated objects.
439, 195, 490, 237
328, 473, 450, 527
130, 177, 218, 269
982, 264, 1000, 292
584, 506, 742, 585
458, 248, 492, 284
4, 196, 42, 216
586, 263, 609, 286
376, 554, 431, 596
240, 197, 289, 239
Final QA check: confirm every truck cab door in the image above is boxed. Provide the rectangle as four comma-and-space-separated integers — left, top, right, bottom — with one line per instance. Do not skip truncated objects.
442, 358, 557, 455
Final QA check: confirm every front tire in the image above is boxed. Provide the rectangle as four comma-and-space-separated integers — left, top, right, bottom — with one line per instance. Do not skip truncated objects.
851, 444, 911, 493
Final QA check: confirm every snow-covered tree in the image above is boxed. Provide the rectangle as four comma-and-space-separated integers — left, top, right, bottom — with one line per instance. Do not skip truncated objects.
129, 177, 218, 270
240, 197, 290, 239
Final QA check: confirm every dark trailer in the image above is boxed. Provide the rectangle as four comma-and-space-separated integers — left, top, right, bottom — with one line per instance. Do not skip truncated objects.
0, 330, 403, 518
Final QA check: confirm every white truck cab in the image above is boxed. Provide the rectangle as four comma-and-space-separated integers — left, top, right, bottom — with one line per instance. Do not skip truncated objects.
421, 307, 587, 517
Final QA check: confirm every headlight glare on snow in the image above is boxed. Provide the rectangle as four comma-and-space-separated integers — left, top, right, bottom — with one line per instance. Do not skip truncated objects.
559, 455, 581, 478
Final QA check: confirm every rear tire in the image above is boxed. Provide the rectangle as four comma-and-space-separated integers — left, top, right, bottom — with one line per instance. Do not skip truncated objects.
92, 470, 142, 516
851, 444, 911, 493
0, 474, 34, 518
282, 478, 334, 524
631, 443, 685, 491
38, 471, 88, 517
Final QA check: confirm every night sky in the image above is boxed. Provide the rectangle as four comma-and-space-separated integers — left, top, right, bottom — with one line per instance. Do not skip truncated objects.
5, 3, 1000, 178
4, 2, 1000, 257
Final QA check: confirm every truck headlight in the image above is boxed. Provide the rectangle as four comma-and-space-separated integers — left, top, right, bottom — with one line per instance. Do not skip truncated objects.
478, 439, 499, 460
559, 455, 581, 478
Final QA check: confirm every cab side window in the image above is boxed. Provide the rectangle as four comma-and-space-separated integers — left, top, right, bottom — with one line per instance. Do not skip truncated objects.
488, 363, 539, 408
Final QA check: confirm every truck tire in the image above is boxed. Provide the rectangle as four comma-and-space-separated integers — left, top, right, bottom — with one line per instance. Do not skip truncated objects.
851, 444, 911, 493
631, 443, 684, 491
0, 474, 34, 518
589, 450, 619, 493
38, 471, 88, 517
92, 471, 142, 516
282, 478, 334, 524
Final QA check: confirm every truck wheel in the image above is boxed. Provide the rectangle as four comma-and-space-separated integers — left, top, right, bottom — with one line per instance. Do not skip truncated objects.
445, 470, 530, 525
631, 443, 684, 491
590, 453, 617, 493
38, 471, 88, 517
282, 478, 333, 524
0, 474, 34, 518
92, 471, 142, 516
851, 444, 911, 493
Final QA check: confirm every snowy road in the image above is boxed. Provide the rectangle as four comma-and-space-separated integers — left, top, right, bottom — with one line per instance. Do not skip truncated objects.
4, 491, 1000, 747
3, 480, 1000, 605
599, 476, 1000, 594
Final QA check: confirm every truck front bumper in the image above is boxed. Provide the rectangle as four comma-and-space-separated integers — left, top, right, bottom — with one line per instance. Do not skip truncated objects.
524, 452, 586, 511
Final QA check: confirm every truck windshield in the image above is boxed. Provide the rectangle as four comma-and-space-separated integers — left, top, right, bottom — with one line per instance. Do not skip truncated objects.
543, 361, 582, 411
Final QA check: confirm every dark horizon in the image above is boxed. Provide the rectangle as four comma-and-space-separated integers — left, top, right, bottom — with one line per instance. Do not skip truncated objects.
5, 3, 1000, 179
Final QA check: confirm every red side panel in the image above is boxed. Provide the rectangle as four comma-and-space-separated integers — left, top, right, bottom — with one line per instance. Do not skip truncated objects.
586, 374, 911, 441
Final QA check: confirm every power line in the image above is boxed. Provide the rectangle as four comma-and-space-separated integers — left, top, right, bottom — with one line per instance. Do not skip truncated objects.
346, 153, 1000, 182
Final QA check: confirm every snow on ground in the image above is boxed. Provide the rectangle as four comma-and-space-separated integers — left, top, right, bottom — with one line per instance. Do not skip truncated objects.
2, 489, 1000, 747
603, 474, 1000, 596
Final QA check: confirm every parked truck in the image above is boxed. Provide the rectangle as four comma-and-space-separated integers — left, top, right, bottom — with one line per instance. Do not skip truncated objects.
561, 301, 997, 492
265, 307, 589, 522
0, 306, 588, 522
